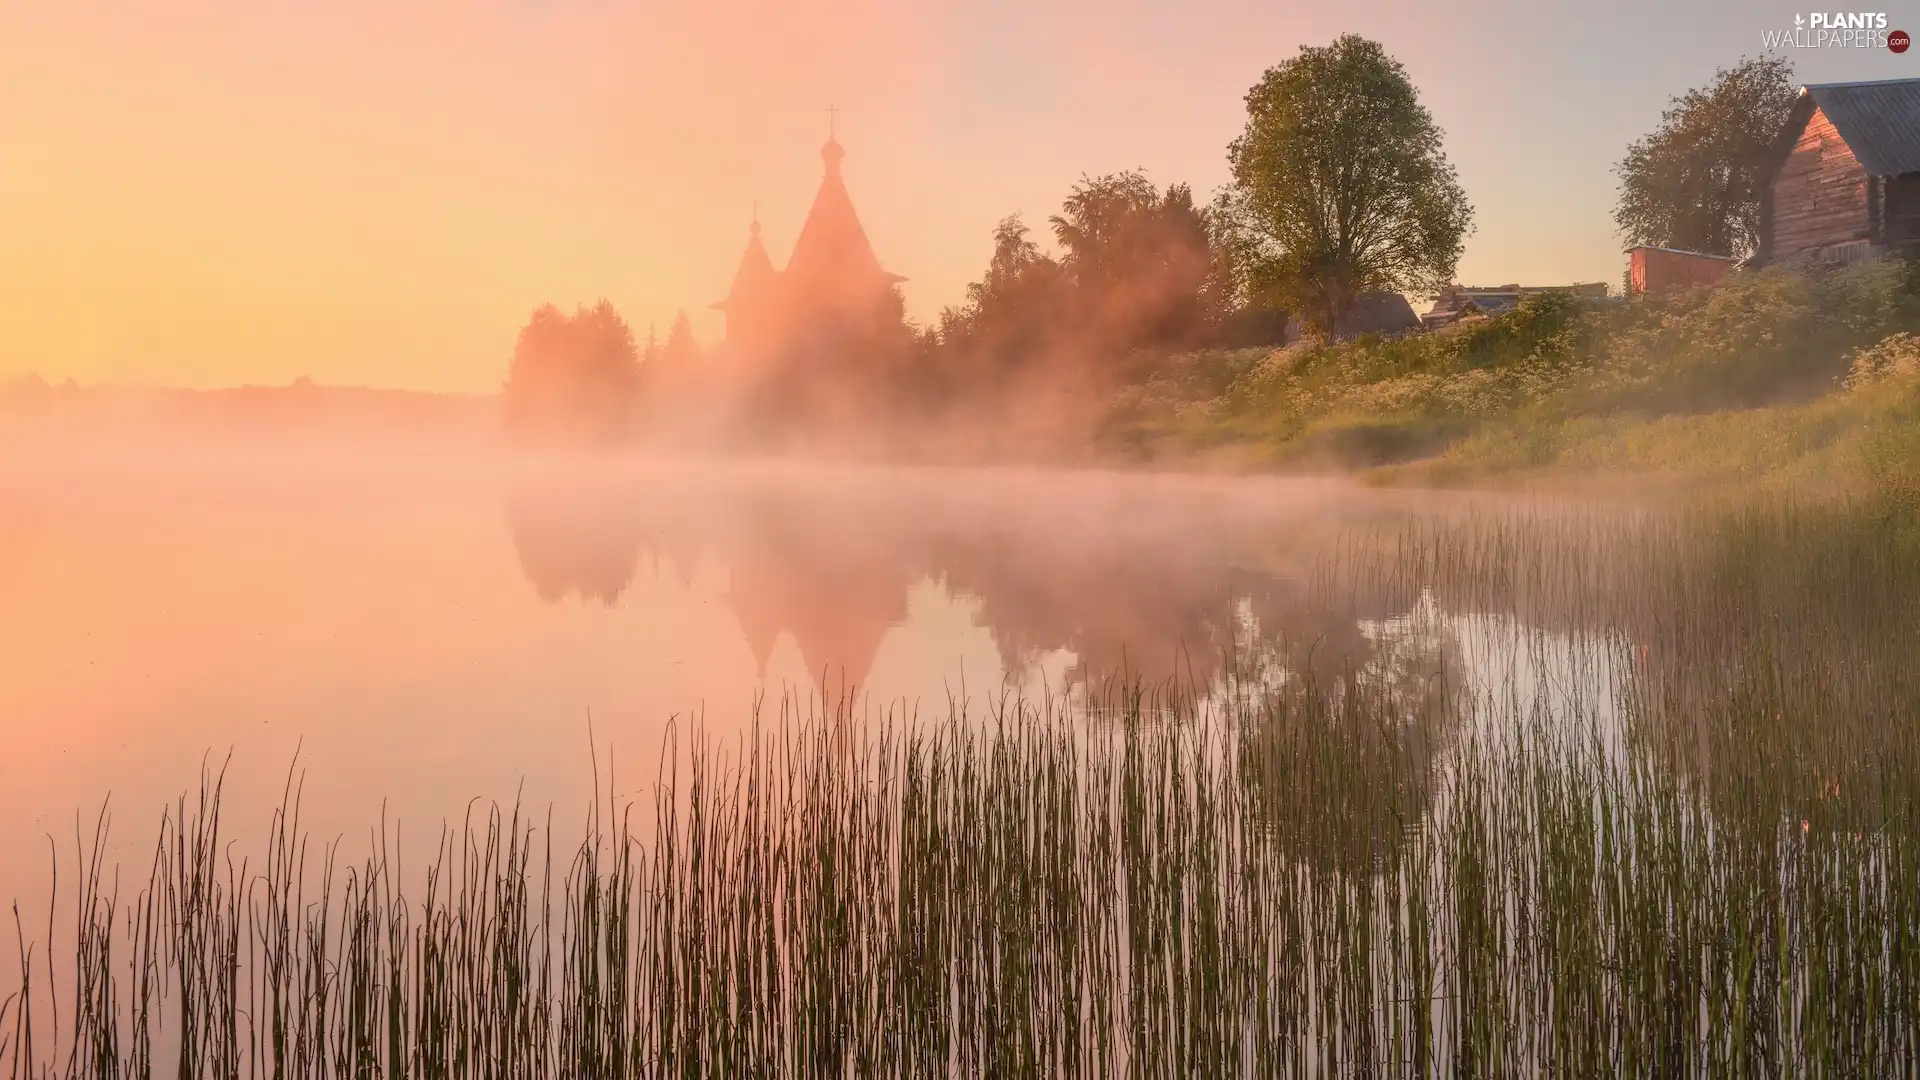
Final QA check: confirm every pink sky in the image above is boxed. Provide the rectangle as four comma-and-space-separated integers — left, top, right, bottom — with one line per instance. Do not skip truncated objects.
0, 0, 1909, 391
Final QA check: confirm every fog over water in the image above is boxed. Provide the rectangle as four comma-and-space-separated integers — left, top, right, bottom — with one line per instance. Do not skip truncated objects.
0, 440, 1561, 912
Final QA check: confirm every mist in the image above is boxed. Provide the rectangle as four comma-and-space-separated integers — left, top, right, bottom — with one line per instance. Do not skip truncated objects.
12, 1, 1920, 1066
0, 405, 1480, 950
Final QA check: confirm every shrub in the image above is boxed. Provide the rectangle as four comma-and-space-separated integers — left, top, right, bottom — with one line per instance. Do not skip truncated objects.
1589, 259, 1917, 413
1102, 258, 1920, 473
1288, 414, 1474, 467
1843, 332, 1920, 390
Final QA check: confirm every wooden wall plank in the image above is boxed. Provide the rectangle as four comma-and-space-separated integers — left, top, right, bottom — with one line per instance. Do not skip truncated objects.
1768, 107, 1871, 259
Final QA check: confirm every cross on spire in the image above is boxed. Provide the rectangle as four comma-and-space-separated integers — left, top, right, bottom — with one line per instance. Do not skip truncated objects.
825, 103, 840, 139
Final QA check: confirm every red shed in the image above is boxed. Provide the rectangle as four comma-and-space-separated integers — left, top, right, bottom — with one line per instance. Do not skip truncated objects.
1626, 246, 1737, 297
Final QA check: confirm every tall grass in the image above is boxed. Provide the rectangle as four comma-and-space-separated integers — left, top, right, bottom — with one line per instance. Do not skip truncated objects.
5, 499, 1918, 1076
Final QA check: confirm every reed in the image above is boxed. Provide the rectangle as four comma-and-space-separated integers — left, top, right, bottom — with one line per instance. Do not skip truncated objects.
5, 497, 1917, 1077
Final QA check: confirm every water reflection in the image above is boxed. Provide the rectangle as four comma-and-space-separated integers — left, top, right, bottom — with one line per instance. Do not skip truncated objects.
502, 475, 1424, 695
504, 489, 648, 605
9, 461, 1913, 1073
0, 460, 1501, 930
1240, 603, 1465, 875
502, 472, 1478, 875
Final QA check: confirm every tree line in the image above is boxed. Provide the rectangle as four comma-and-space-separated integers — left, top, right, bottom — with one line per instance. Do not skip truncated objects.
502, 304, 701, 447
504, 36, 1803, 447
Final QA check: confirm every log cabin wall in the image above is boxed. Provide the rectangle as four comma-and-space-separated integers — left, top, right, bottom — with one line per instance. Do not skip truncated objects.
1885, 173, 1920, 250
1769, 106, 1872, 259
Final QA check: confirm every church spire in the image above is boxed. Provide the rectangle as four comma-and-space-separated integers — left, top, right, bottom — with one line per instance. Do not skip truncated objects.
711, 209, 780, 356
821, 104, 845, 177
786, 110, 906, 293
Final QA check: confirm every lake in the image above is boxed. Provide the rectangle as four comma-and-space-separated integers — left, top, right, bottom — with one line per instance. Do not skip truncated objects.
5, 448, 1915, 1073
0, 451, 1497, 905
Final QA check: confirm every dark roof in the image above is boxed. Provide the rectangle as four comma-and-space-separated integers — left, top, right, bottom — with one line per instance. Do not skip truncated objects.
1339, 291, 1422, 334
1461, 295, 1519, 316
1801, 79, 1920, 176
1422, 292, 1514, 325
1421, 282, 1608, 325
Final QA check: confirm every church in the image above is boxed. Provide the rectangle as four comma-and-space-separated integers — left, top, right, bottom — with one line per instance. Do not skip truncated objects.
711, 114, 910, 422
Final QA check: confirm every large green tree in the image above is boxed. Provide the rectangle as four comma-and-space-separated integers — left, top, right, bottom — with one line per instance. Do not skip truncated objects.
962, 214, 1067, 355
915, 213, 1067, 398
1048, 172, 1218, 348
914, 171, 1259, 408
928, 175, 1224, 370
1225, 35, 1473, 336
1613, 55, 1797, 259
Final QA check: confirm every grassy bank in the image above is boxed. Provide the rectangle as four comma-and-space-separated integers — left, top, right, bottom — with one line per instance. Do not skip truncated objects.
6, 499, 1919, 1076
1105, 257, 1920, 498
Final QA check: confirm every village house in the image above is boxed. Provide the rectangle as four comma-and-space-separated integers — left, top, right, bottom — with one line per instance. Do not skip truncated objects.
1339, 292, 1423, 336
1282, 291, 1423, 341
1420, 283, 1609, 329
1757, 78, 1920, 266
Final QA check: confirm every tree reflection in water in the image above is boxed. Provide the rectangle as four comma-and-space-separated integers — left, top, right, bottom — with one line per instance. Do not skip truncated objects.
503, 471, 1466, 868
1235, 599, 1463, 878
504, 486, 647, 606
501, 473, 1431, 695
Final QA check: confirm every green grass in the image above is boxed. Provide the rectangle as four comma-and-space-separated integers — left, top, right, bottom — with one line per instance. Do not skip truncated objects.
5, 498, 1920, 1076
1106, 257, 1920, 486
1389, 365, 1920, 497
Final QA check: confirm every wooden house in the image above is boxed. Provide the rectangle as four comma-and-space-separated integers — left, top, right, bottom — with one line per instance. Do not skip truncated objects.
1758, 79, 1920, 266
1281, 291, 1423, 342
1626, 246, 1737, 297
1420, 283, 1609, 329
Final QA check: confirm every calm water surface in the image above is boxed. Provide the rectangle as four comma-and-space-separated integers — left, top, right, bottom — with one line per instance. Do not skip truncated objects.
0, 450, 1524, 908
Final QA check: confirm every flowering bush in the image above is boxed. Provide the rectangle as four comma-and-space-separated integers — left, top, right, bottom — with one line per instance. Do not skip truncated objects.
1109, 257, 1920, 470
1842, 333, 1920, 391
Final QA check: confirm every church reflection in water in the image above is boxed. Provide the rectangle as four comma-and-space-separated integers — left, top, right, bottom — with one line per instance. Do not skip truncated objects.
503, 471, 1460, 871
502, 473, 1437, 695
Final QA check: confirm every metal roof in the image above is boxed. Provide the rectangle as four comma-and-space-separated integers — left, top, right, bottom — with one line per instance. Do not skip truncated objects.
1803, 79, 1920, 177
